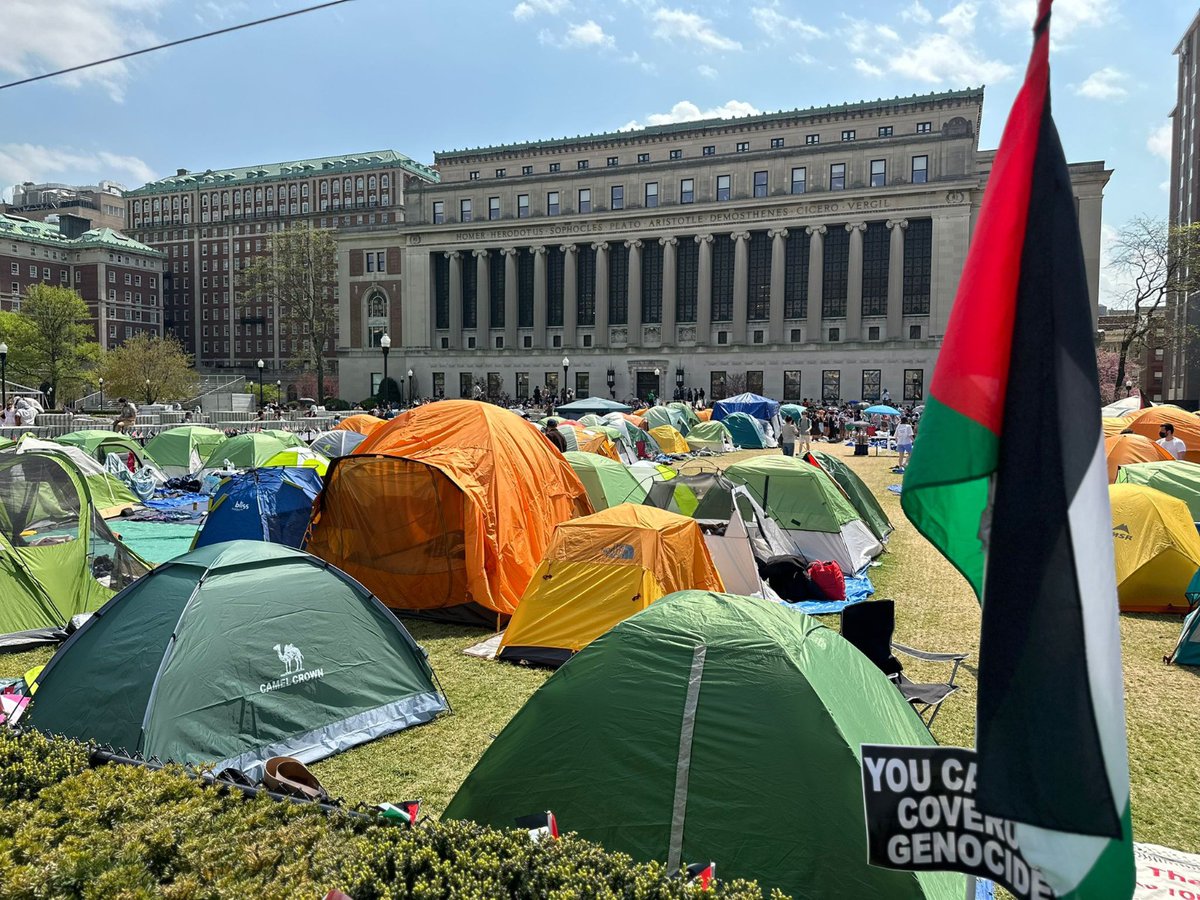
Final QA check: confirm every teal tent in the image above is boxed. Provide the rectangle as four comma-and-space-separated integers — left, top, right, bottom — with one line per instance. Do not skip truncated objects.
806, 448, 893, 542
644, 405, 690, 435
445, 591, 961, 900
564, 451, 647, 510
554, 397, 633, 417
668, 402, 701, 432
723, 411, 771, 449
1170, 604, 1200, 665
24, 541, 447, 779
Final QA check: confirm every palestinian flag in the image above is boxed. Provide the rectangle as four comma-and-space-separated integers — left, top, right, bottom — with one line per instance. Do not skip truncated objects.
900, 1, 1133, 897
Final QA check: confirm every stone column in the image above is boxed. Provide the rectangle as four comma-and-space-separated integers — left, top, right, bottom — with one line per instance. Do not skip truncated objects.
532, 245, 547, 349
502, 248, 519, 349
626, 239, 643, 345
561, 244, 577, 348
660, 236, 678, 345
446, 250, 463, 350
886, 219, 908, 340
474, 249, 490, 347
845, 222, 867, 342
731, 231, 750, 345
695, 234, 713, 345
805, 225, 826, 342
768, 227, 788, 344
593, 241, 609, 348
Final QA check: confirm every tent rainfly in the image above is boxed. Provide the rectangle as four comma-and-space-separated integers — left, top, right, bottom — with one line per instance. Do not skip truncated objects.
193, 467, 323, 550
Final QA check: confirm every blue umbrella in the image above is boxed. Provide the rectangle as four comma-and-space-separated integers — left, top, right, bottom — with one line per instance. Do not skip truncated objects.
864, 404, 901, 416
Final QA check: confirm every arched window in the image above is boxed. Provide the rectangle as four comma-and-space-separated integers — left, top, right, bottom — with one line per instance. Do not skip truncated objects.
320, 181, 328, 195
343, 178, 351, 192
356, 176, 364, 190
381, 174, 390, 189
368, 175, 377, 190
367, 292, 387, 318
255, 188, 263, 202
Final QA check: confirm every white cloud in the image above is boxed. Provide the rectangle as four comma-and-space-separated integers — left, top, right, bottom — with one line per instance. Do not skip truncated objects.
790, 50, 818, 66
937, 2, 977, 37
622, 99, 761, 130
0, 143, 156, 202
563, 20, 614, 48
195, 1, 247, 23
842, 19, 901, 55
888, 33, 1014, 84
901, 1, 933, 24
854, 58, 884, 77
652, 9, 742, 52
876, 25, 900, 42
1, 0, 164, 102
697, 64, 719, 79
994, 0, 1115, 40
1074, 67, 1128, 100
750, 5, 825, 40
1147, 121, 1173, 164
513, 0, 568, 20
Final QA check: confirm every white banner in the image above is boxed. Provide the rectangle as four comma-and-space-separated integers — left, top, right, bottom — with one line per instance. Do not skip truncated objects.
1136, 844, 1200, 899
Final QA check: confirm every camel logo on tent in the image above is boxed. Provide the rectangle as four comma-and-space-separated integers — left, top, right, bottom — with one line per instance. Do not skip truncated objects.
601, 543, 636, 560
260, 643, 325, 694
1113, 523, 1133, 541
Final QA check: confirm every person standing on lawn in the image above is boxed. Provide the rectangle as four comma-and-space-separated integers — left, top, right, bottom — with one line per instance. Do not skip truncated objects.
894, 416, 915, 470
780, 416, 798, 457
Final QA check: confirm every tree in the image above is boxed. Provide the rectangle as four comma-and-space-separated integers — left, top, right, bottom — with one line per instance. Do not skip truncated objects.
1096, 348, 1141, 405
292, 370, 339, 403
1106, 217, 1200, 395
241, 226, 339, 401
1, 285, 102, 405
100, 334, 199, 405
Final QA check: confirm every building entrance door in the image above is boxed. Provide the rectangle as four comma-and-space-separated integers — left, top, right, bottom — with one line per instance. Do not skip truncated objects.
636, 371, 661, 403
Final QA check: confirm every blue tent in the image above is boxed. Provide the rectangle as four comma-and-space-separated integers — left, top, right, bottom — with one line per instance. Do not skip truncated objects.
712, 392, 781, 422
723, 412, 771, 449
193, 467, 323, 550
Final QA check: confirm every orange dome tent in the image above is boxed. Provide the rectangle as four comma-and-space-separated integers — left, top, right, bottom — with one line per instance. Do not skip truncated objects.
696, 408, 714, 422
1124, 407, 1200, 463
1104, 433, 1173, 482
333, 414, 385, 435
306, 401, 593, 625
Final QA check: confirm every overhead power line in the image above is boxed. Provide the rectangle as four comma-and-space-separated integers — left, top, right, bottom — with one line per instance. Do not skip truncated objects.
0, 0, 358, 92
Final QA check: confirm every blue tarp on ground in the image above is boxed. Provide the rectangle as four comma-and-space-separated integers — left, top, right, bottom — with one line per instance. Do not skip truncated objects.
787, 572, 874, 615
109, 521, 200, 564
193, 467, 322, 550
712, 392, 780, 422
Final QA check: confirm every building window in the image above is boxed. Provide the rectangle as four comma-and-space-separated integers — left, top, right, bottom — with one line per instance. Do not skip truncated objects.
611, 185, 624, 210
841, 130, 856, 142
518, 194, 530, 218
862, 369, 882, 402
862, 223, 890, 316
608, 242, 629, 325
644, 182, 659, 208
549, 163, 561, 173
431, 201, 444, 224
710, 371, 727, 401
753, 170, 768, 198
878, 126, 894, 138
822, 226, 849, 318
547, 248, 564, 327
911, 155, 928, 184
909, 324, 922, 340
868, 326, 880, 340
716, 174, 731, 201
469, 171, 480, 180
489, 196, 501, 220
822, 370, 841, 402
642, 240, 662, 324
489, 249, 505, 326
675, 238, 698, 323
703, 145, 715, 156
748, 231, 771, 320
518, 248, 534, 327
870, 159, 887, 187
460, 199, 472, 222
577, 160, 589, 170
771, 137, 785, 149
547, 191, 560, 215
806, 134, 820, 145
830, 163, 846, 191
784, 229, 809, 319
790, 167, 807, 195
577, 244, 596, 325
712, 234, 735, 322
736, 142, 749, 152
496, 168, 506, 178
903, 218, 932, 314
607, 156, 619, 167
917, 121, 932, 134
433, 253, 449, 329
637, 153, 650, 163
680, 178, 694, 204
670, 149, 682, 160
789, 328, 802, 342
904, 368, 924, 401
777, 370, 799, 401
522, 165, 533, 175
578, 188, 591, 213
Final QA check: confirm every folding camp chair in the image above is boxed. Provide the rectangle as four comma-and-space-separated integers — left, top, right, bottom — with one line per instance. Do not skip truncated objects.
840, 599, 968, 727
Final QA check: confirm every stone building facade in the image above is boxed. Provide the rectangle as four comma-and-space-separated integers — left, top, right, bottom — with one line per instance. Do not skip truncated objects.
339, 88, 1109, 405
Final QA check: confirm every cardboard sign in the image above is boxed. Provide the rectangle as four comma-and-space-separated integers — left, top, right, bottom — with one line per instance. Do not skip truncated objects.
861, 744, 1055, 900
1135, 844, 1200, 899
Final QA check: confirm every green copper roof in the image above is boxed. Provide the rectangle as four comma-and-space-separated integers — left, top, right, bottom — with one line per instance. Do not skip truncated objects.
436, 87, 985, 160
126, 149, 440, 196
0, 214, 162, 256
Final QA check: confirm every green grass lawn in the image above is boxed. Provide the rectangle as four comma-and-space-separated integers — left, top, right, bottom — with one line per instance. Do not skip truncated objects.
3, 442, 1197, 855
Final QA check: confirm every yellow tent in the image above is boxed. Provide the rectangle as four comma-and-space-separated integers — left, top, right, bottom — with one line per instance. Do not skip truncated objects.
497, 505, 724, 666
1104, 433, 1172, 482
262, 447, 329, 476
648, 424, 689, 454
1101, 417, 1131, 437
1110, 483, 1200, 613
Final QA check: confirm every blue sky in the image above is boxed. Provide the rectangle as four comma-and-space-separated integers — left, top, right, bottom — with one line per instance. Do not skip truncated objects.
0, 0, 1190, 302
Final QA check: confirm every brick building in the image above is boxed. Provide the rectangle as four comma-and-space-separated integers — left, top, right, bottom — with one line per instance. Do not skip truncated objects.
3, 180, 128, 232
0, 212, 164, 349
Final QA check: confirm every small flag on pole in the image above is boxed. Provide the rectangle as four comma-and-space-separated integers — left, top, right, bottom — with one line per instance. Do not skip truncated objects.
899, 0, 1134, 897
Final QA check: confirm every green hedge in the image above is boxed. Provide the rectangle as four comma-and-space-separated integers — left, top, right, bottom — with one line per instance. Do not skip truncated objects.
0, 731, 784, 899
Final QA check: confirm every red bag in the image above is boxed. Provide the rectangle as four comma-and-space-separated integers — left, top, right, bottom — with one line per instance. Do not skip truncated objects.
806, 560, 846, 601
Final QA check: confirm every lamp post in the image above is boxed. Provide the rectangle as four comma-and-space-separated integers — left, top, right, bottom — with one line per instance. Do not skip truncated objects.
1125, 379, 1133, 398
380, 333, 391, 403
407, 368, 414, 405
48, 385, 55, 410
143, 378, 150, 405
607, 367, 616, 400
256, 359, 265, 408
98, 376, 104, 412
653, 367, 661, 404
561, 356, 570, 404
1, 342, 9, 409
276, 379, 281, 411
676, 367, 684, 400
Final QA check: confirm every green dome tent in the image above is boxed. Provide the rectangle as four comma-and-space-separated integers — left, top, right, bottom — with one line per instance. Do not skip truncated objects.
564, 451, 647, 510
696, 456, 882, 573
445, 591, 961, 900
1116, 461, 1200, 521
144, 425, 226, 477
13, 436, 141, 519
0, 450, 150, 648
202, 433, 288, 470
57, 429, 147, 465
668, 402, 700, 431
644, 405, 690, 435
24, 541, 448, 779
258, 428, 306, 449
684, 420, 733, 453
806, 448, 893, 542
